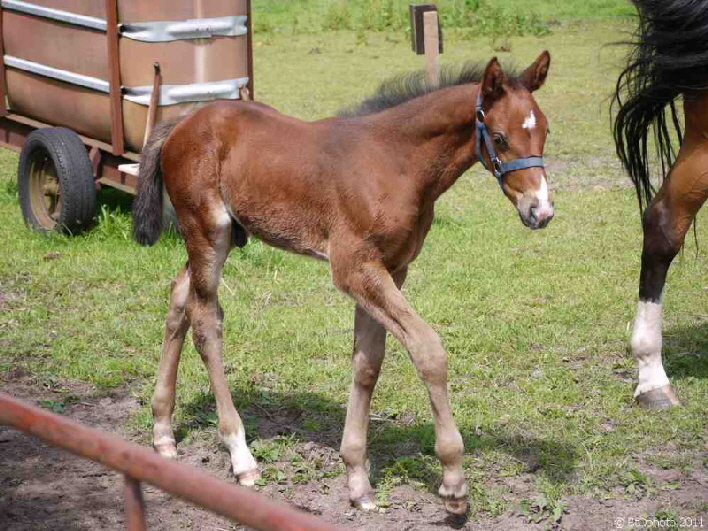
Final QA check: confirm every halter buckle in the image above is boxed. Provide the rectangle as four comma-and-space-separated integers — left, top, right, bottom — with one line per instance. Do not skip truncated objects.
492, 157, 503, 175
476, 108, 485, 122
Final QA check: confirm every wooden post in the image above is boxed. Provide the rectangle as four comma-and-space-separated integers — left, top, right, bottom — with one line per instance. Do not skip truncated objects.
105, 0, 124, 155
423, 10, 440, 88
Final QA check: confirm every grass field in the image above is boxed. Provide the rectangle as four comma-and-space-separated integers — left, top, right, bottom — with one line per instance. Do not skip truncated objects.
1, 1, 706, 528
253, 0, 635, 35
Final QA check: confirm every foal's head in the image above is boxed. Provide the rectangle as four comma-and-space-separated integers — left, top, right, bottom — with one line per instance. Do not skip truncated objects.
476, 52, 553, 229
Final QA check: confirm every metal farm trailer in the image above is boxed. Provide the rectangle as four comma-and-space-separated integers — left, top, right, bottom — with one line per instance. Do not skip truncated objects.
0, 0, 253, 233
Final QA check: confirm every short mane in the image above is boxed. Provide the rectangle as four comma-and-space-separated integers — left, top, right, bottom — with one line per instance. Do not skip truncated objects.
341, 60, 522, 117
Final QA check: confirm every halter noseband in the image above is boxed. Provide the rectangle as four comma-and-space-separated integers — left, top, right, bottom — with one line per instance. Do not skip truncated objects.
475, 92, 545, 187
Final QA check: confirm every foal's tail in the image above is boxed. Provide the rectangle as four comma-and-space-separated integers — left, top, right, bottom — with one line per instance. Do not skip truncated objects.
132, 117, 182, 245
612, 0, 708, 212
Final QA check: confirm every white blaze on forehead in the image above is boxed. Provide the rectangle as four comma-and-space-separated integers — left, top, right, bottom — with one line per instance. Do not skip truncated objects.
522, 111, 537, 130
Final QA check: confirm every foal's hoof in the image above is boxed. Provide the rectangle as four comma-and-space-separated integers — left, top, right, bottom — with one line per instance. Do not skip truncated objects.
440, 482, 468, 517
351, 497, 378, 511
154, 441, 178, 459
443, 497, 469, 517
636, 385, 680, 409
237, 469, 261, 487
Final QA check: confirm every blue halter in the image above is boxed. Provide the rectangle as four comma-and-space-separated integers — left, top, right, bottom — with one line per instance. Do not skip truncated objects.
475, 92, 545, 187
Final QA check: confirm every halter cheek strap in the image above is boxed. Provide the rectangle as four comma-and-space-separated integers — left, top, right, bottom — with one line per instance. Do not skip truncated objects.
475, 92, 545, 187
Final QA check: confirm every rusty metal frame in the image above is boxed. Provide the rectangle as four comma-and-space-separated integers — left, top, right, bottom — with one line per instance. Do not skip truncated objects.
246, 0, 254, 99
105, 0, 124, 156
0, 0, 254, 196
0, 392, 345, 531
143, 62, 162, 146
0, 3, 7, 116
0, 114, 140, 194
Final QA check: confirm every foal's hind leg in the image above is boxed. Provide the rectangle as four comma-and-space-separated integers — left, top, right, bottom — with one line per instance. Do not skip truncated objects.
152, 266, 191, 458
632, 130, 708, 408
340, 268, 407, 510
183, 212, 259, 484
332, 259, 467, 515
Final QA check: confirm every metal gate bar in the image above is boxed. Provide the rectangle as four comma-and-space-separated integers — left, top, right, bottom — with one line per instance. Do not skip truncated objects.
0, 392, 345, 531
124, 475, 148, 531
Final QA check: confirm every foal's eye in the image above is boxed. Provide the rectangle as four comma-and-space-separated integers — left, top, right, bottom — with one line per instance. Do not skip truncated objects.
493, 134, 508, 148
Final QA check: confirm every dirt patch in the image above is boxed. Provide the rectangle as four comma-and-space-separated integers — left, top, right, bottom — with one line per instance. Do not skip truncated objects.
0, 373, 234, 531
1, 374, 706, 530
545, 154, 633, 193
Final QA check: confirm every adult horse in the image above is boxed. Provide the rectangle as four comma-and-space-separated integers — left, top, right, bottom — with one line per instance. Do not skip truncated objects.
132, 52, 553, 514
613, 0, 708, 408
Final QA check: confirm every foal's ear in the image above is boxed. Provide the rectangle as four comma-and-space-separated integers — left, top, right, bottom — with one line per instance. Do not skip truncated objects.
521, 51, 551, 92
481, 57, 506, 100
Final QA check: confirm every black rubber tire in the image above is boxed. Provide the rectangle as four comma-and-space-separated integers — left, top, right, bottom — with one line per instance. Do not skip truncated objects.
18, 127, 96, 234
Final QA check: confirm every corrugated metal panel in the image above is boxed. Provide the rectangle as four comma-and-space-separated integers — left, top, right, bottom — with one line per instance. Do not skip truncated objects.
1, 0, 252, 152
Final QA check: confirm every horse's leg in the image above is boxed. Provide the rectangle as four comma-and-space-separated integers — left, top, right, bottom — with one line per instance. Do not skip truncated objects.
152, 265, 191, 458
332, 260, 466, 515
632, 131, 708, 408
340, 268, 407, 510
183, 212, 259, 484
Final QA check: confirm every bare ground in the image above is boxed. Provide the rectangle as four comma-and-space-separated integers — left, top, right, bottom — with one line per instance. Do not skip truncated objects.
1, 374, 706, 531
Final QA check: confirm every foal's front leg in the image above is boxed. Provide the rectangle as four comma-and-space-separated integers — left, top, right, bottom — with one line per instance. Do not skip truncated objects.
333, 260, 467, 515
340, 268, 406, 510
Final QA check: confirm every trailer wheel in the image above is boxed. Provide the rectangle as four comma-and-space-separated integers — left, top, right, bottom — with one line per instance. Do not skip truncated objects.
18, 127, 96, 234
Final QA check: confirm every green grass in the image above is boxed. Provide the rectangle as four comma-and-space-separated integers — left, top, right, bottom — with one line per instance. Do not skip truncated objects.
1, 8, 706, 525
252, 0, 635, 35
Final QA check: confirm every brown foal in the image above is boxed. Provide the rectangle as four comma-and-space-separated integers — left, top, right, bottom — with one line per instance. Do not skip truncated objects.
132, 52, 553, 514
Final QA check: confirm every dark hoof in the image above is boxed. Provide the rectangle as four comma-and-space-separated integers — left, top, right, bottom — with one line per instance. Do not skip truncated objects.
636, 385, 680, 409
444, 497, 468, 517
445, 511, 468, 529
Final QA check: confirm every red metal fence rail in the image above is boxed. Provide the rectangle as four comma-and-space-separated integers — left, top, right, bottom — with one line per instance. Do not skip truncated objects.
0, 392, 346, 531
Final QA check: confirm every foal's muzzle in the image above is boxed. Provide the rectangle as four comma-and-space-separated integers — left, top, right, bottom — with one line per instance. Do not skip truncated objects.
520, 199, 554, 229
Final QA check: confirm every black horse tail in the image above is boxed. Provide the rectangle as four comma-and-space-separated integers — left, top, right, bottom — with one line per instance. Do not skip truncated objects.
612, 0, 708, 212
132, 117, 183, 245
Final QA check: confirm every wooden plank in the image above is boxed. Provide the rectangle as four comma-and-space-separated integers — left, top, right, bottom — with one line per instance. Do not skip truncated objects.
99, 167, 138, 195
410, 4, 442, 55
105, 0, 124, 155
424, 11, 440, 88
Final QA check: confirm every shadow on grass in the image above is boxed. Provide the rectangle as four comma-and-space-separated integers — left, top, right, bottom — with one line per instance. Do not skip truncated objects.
665, 322, 708, 380
94, 186, 181, 239
177, 386, 579, 491
96, 187, 133, 214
